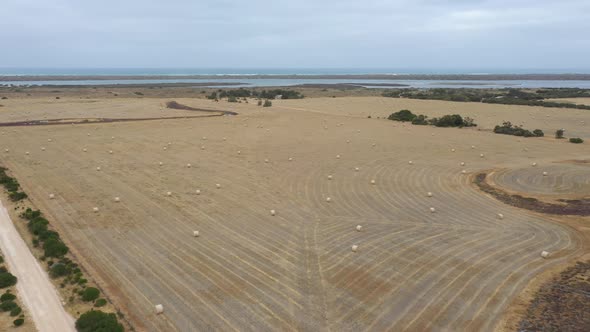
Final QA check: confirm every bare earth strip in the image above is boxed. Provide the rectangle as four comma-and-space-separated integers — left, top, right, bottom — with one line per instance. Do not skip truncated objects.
0, 201, 76, 332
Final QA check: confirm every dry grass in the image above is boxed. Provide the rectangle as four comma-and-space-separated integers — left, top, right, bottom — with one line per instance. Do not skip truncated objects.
0, 95, 588, 331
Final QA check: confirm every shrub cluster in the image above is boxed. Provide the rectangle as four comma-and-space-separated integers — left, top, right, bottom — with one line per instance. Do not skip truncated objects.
0, 272, 17, 288
388, 110, 476, 128
569, 137, 584, 144
209, 88, 304, 101
493, 122, 544, 137
0, 167, 28, 202
22, 209, 69, 258
75, 310, 124, 332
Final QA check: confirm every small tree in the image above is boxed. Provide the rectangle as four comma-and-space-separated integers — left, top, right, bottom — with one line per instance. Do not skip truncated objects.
388, 109, 416, 122
555, 129, 564, 139
0, 272, 17, 288
263, 100, 272, 107
81, 287, 100, 302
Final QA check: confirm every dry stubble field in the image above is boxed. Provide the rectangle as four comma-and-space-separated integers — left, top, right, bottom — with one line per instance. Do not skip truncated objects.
0, 95, 589, 331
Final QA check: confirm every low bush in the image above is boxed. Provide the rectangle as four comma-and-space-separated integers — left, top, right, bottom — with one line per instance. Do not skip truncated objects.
430, 114, 476, 128
555, 129, 565, 139
50, 263, 69, 278
94, 298, 107, 307
43, 238, 69, 258
1, 292, 16, 302
76, 310, 124, 332
13, 318, 24, 327
227, 96, 238, 103
411, 114, 428, 125
0, 272, 17, 288
569, 137, 584, 144
388, 109, 416, 122
263, 100, 272, 107
10, 305, 22, 316
81, 287, 100, 302
0, 300, 17, 312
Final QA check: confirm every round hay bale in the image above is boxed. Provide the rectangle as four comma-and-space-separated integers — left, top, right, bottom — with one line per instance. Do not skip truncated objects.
356, 225, 362, 232
93, 207, 99, 212
451, 148, 456, 152
326, 197, 332, 203
327, 175, 333, 180
372, 143, 376, 147
460, 162, 465, 166
471, 145, 476, 149
216, 184, 221, 189
427, 192, 433, 197
155, 304, 164, 314
336, 155, 341, 159
346, 140, 350, 143
187, 163, 192, 168
4, 149, 8, 153
49, 193, 55, 199
111, 136, 115, 140
237, 151, 241, 155
264, 159, 269, 163
202, 136, 207, 140
83, 148, 87, 152
461, 170, 467, 174
114, 197, 120, 202
48, 138, 52, 142
223, 137, 227, 141
270, 209, 276, 216
166, 191, 172, 196
288, 157, 293, 161
541, 251, 549, 258
531, 162, 537, 167
193, 231, 200, 237
159, 162, 163, 166
354, 167, 360, 172
370, 179, 376, 185
87, 133, 91, 136
497, 213, 504, 219
25, 151, 30, 155
109, 150, 113, 154
543, 171, 548, 176
480, 153, 485, 158
163, 147, 167, 150
167, 142, 172, 146
351, 244, 359, 252
429, 207, 436, 213
96, 166, 101, 171
41, 147, 46, 151
201, 146, 205, 150
408, 161, 413, 165
195, 189, 201, 195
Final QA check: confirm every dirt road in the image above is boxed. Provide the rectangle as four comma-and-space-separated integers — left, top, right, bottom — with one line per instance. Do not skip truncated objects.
0, 201, 75, 332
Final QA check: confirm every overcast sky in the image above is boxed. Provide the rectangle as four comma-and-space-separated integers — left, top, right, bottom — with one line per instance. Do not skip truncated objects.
1, 0, 589, 70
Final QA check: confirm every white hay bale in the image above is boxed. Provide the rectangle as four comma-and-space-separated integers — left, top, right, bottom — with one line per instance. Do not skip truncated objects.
270, 209, 276, 216
93, 207, 99, 212
460, 162, 465, 166
237, 150, 241, 155
480, 153, 485, 158
351, 244, 359, 252
497, 213, 504, 220
451, 148, 456, 152
461, 170, 467, 174
429, 207, 436, 213
114, 197, 120, 202
49, 193, 55, 199
427, 192, 433, 197
346, 140, 350, 143
264, 159, 269, 163
408, 161, 413, 165
4, 149, 8, 153
41, 147, 46, 151
159, 161, 163, 166
87, 133, 91, 136
216, 184, 221, 189
202, 136, 207, 140
223, 137, 227, 141
109, 150, 113, 154
96, 166, 101, 171
193, 231, 200, 237
166, 191, 172, 196
82, 148, 87, 152
531, 162, 537, 167
201, 146, 205, 150
336, 155, 341, 159
354, 167, 360, 172
541, 251, 549, 258
155, 304, 164, 314
327, 175, 333, 180
25, 151, 30, 155
326, 197, 332, 202
372, 143, 376, 147
288, 157, 293, 161
111, 136, 115, 140
543, 171, 548, 176
356, 225, 362, 232
471, 145, 476, 149
163, 146, 167, 150
167, 142, 172, 146
48, 138, 52, 142
187, 163, 192, 168
370, 179, 376, 185
195, 189, 201, 195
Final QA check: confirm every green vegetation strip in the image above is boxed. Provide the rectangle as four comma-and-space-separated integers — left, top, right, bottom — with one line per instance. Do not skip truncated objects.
0, 166, 125, 331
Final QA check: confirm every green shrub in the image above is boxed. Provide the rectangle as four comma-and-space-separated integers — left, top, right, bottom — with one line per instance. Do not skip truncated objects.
533, 129, 544, 137
9, 191, 27, 201
1, 292, 16, 302
430, 114, 474, 127
227, 96, 238, 103
388, 109, 416, 122
50, 263, 69, 278
13, 318, 24, 327
555, 129, 564, 139
10, 305, 22, 316
21, 208, 41, 220
263, 100, 272, 107
94, 299, 107, 307
43, 238, 69, 258
0, 272, 17, 288
569, 137, 584, 144
0, 300, 17, 312
411, 114, 428, 125
494, 122, 538, 137
81, 287, 100, 302
0, 256, 3, 263
75, 310, 124, 332
257, 100, 262, 106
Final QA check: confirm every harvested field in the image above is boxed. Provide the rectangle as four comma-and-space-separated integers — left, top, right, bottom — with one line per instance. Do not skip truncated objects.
0, 95, 589, 331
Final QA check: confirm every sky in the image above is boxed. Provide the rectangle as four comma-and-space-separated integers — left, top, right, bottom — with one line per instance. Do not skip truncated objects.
1, 0, 589, 70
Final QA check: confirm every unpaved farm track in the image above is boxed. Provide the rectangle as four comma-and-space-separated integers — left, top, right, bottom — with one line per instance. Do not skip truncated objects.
0, 97, 588, 331
0, 202, 75, 332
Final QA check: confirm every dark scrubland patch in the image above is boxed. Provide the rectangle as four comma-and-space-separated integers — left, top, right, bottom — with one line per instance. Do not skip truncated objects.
519, 261, 590, 332
474, 173, 590, 216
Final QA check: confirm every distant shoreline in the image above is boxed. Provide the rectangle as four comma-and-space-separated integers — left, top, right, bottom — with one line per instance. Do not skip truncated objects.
2, 74, 590, 81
